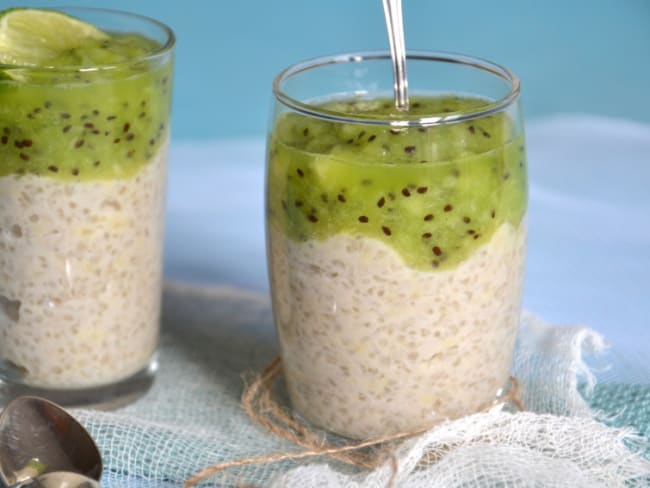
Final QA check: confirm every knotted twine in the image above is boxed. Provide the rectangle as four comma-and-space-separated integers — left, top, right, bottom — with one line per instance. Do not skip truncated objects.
184, 356, 525, 487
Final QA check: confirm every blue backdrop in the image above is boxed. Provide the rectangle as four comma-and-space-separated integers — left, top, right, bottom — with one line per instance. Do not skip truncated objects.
10, 0, 650, 139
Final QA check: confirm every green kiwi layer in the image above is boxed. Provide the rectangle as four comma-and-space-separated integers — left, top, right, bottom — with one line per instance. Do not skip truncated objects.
267, 95, 527, 271
0, 33, 172, 181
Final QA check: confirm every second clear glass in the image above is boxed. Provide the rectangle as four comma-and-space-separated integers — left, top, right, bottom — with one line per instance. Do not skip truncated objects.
0, 8, 174, 407
266, 51, 527, 439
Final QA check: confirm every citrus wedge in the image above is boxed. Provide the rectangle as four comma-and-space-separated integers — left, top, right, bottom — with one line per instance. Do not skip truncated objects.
0, 8, 109, 66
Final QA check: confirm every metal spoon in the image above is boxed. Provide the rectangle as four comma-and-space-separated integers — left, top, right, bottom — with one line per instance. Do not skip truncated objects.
382, 0, 409, 111
0, 396, 102, 487
12, 472, 100, 488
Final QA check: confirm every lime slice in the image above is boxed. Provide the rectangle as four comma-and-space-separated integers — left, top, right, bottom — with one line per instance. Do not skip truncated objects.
0, 8, 109, 66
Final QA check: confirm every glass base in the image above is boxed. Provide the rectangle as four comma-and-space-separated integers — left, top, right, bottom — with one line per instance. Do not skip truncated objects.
0, 355, 157, 409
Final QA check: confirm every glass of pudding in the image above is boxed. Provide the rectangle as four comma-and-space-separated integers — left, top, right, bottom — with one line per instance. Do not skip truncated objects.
0, 8, 174, 407
266, 51, 527, 439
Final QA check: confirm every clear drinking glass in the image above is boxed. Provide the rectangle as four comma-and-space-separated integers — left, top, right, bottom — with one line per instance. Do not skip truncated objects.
266, 51, 527, 439
0, 8, 174, 407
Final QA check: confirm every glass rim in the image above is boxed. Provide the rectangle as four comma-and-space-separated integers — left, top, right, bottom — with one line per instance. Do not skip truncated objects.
0, 6, 175, 72
272, 50, 521, 127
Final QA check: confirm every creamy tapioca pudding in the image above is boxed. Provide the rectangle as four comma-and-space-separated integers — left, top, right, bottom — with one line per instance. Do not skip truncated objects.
267, 95, 528, 439
269, 223, 525, 439
0, 8, 173, 391
0, 149, 166, 388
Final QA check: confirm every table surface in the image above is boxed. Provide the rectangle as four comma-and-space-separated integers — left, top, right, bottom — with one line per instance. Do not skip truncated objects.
164, 113, 650, 383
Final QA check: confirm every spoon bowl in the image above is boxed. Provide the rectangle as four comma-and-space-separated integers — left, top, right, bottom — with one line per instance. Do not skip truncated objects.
14, 471, 101, 488
0, 397, 102, 486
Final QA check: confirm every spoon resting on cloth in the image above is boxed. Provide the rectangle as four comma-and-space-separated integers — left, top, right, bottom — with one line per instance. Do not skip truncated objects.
0, 396, 102, 488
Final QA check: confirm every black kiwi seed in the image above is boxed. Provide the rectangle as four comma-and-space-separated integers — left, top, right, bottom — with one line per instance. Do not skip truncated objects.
432, 246, 442, 256
491, 209, 496, 218
92, 130, 100, 135
474, 234, 481, 239
125, 133, 135, 141
44, 101, 52, 109
47, 165, 58, 172
467, 229, 475, 235
92, 109, 100, 116
63, 125, 72, 133
94, 161, 101, 167
294, 200, 303, 207
2, 127, 9, 134
357, 131, 366, 140
84, 122, 94, 129
417, 186, 428, 194
123, 123, 130, 133
60, 113, 71, 119
338, 194, 346, 203
302, 128, 309, 136
377, 197, 385, 208
404, 146, 416, 154
0, 136, 7, 144
382, 226, 392, 236
463, 216, 471, 223
308, 214, 318, 223
71, 168, 79, 176
296, 168, 304, 177
358, 216, 369, 223
444, 204, 453, 212
113, 138, 121, 143
14, 140, 23, 148
74, 140, 85, 148
424, 214, 434, 221
368, 134, 376, 142
422, 232, 432, 239
468, 125, 475, 134
19, 153, 29, 161
482, 130, 491, 138
402, 188, 411, 197
107, 115, 117, 121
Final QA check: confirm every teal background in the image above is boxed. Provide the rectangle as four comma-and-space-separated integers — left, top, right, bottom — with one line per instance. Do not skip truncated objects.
8, 0, 650, 139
